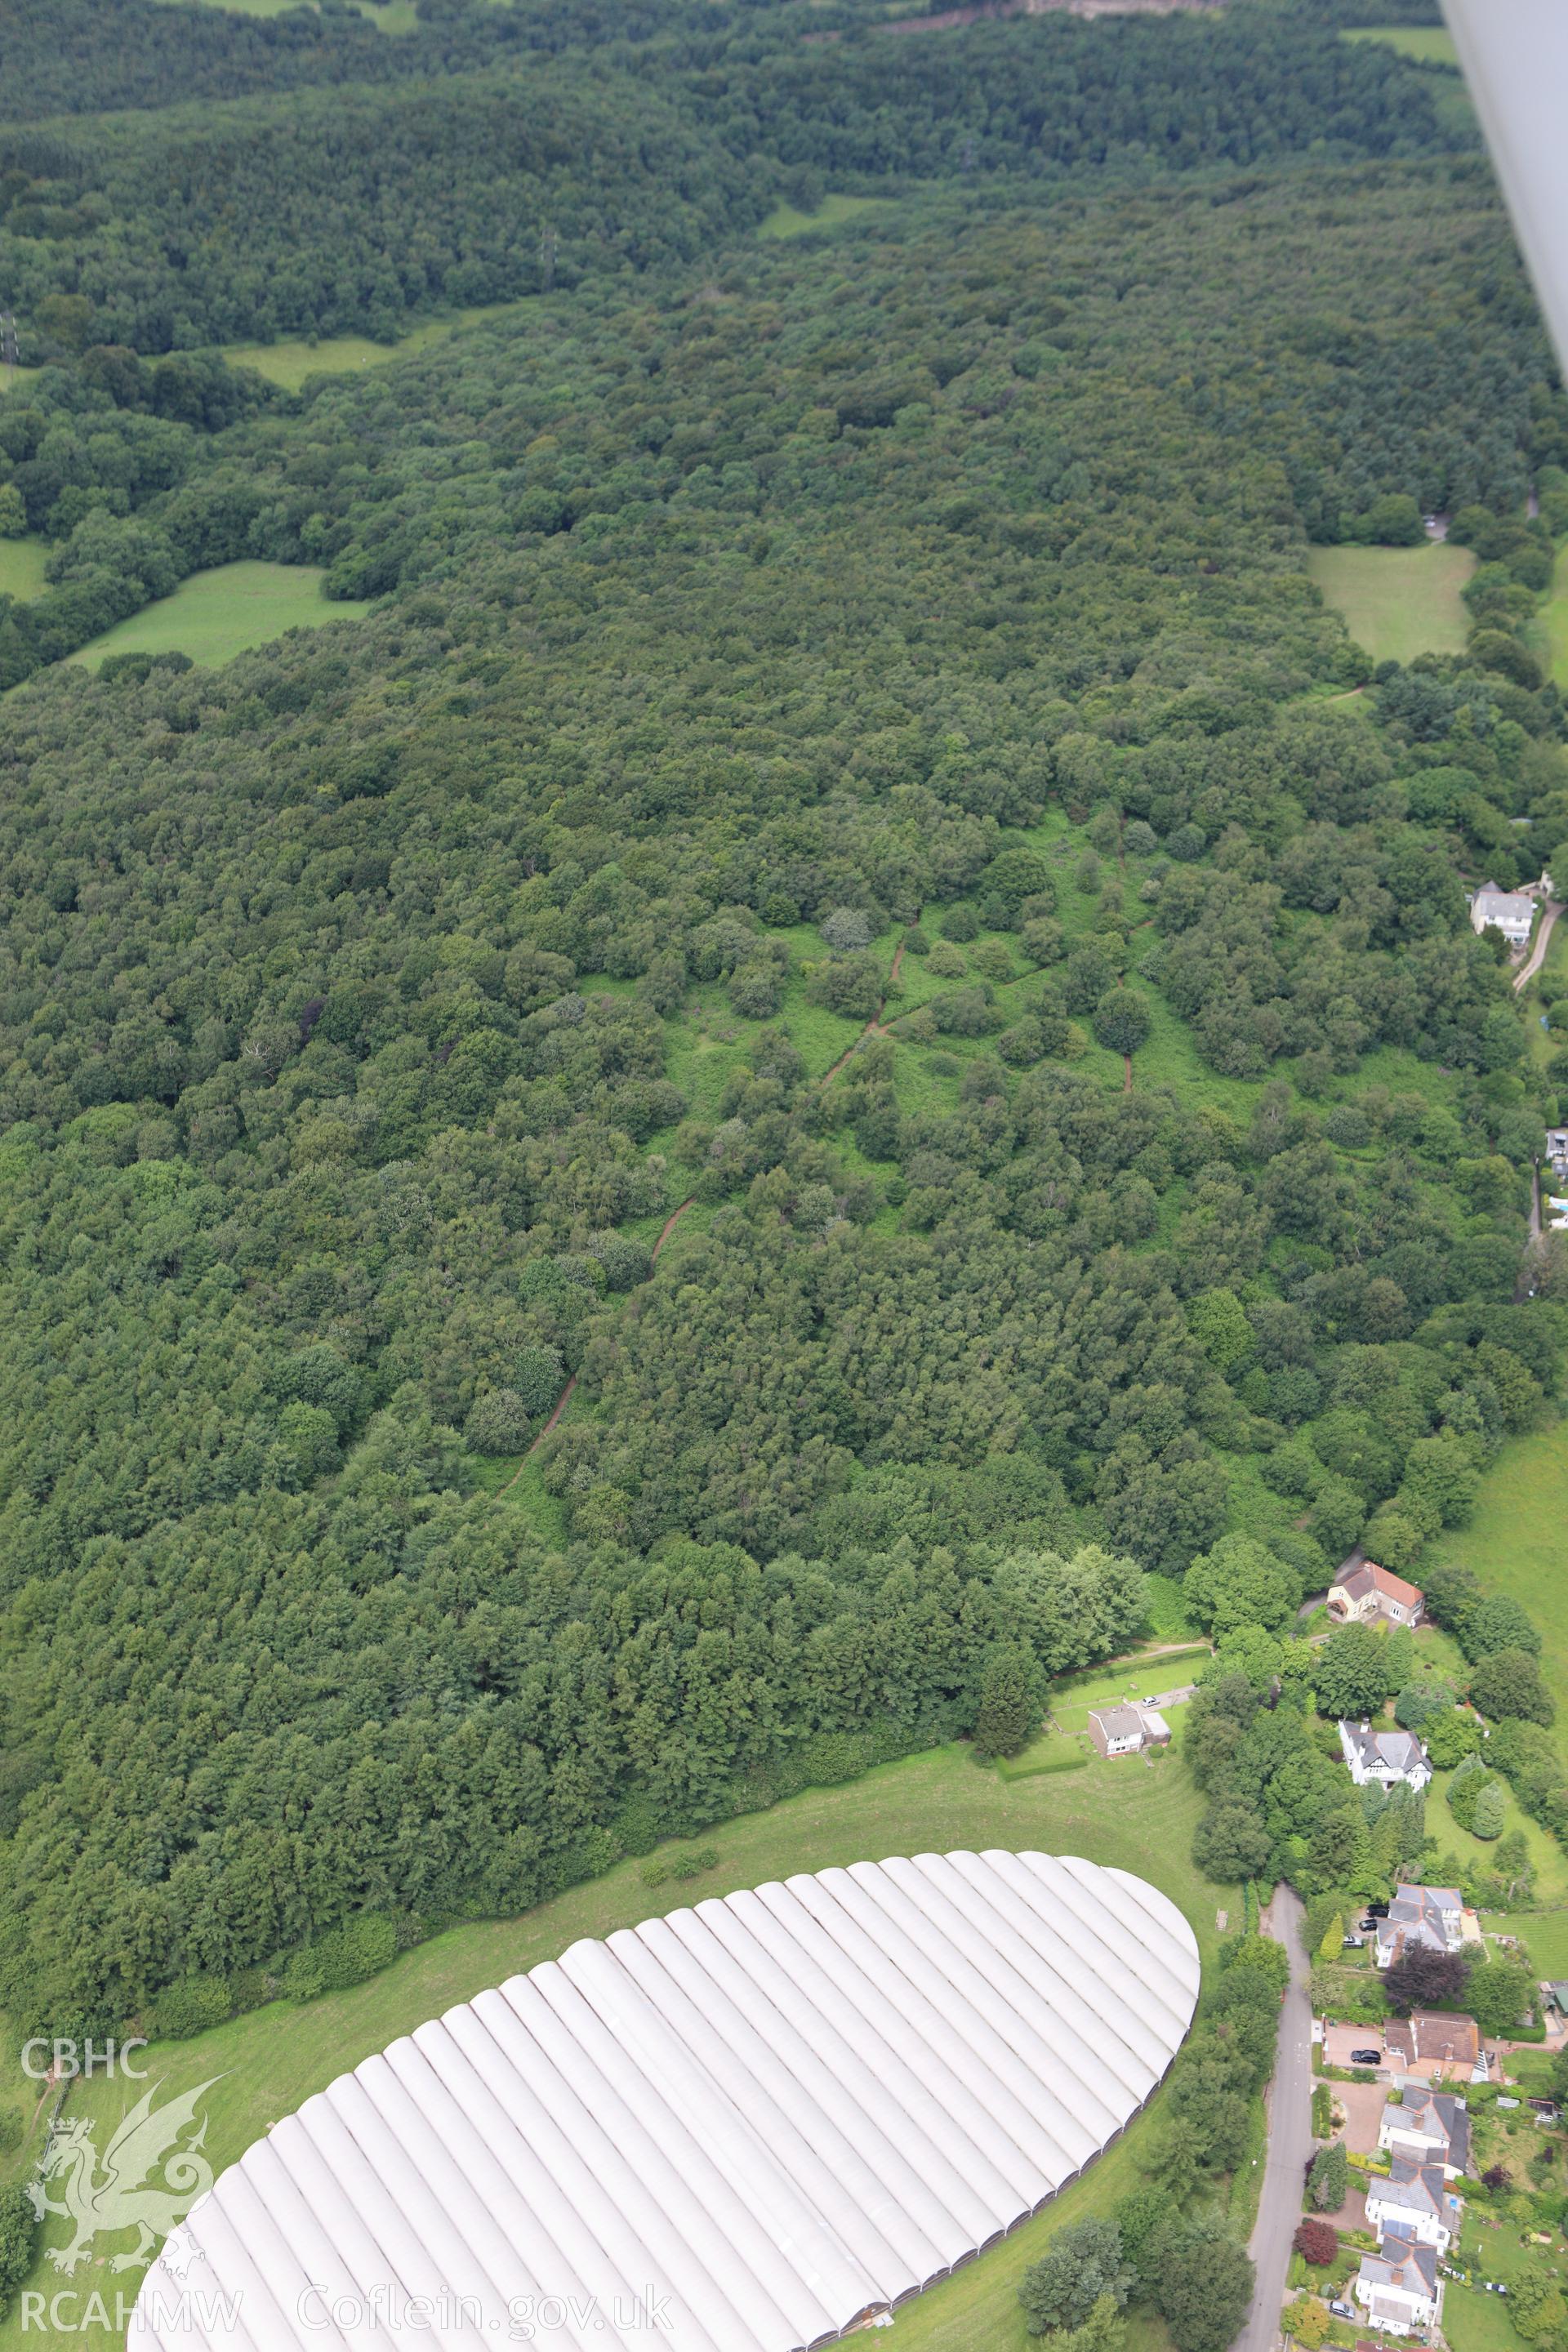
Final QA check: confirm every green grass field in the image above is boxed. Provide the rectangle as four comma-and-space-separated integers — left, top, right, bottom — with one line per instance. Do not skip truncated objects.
759, 192, 898, 239
1486, 1912, 1568, 1977
223, 299, 536, 390
67, 563, 370, 670
1343, 27, 1459, 67
1429, 1766, 1568, 1906
0, 537, 48, 603
1430, 1415, 1568, 1747
1430, 1416, 1568, 1942
1307, 543, 1477, 666
147, 0, 473, 26
1541, 543, 1568, 690
0, 1740, 1229, 2352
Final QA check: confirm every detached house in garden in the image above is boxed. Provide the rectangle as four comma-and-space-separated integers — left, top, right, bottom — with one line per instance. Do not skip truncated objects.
1087, 1704, 1171, 1760
1355, 2232, 1443, 2335
1374, 1885, 1465, 1971
1327, 1560, 1424, 1629
1339, 1722, 1433, 1795
1365, 2158, 1460, 2253
1378, 2085, 1471, 2181
1469, 883, 1536, 948
1383, 2011, 1489, 2084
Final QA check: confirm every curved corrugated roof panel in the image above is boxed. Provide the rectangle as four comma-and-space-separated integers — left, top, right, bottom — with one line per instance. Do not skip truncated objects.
132, 1851, 1199, 2352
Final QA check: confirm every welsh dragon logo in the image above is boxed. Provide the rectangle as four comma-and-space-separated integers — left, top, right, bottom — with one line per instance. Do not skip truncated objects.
28, 2078, 220, 2275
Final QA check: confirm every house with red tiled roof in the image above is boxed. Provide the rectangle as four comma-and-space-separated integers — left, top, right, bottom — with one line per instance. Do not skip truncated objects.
1327, 1561, 1424, 1628
1383, 2012, 1488, 2083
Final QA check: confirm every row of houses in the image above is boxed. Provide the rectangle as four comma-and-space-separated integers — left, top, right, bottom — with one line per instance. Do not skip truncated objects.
1354, 2087, 1470, 2335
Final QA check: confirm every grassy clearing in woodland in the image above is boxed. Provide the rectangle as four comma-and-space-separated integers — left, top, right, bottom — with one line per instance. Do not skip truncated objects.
1307, 543, 1477, 665
68, 564, 370, 670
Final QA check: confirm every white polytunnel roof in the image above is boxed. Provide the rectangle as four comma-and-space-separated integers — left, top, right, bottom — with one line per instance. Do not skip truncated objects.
132, 1851, 1200, 2352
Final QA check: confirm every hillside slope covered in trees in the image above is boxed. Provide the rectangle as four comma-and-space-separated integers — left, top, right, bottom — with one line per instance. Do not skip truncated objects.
0, 0, 1565, 2042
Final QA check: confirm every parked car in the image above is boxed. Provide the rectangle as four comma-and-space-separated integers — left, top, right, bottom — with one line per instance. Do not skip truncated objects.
1366, 1901, 1390, 1918
1356, 1917, 1376, 1933
1350, 2047, 1383, 2065
1343, 1933, 1365, 1949
1330, 2303, 1355, 2320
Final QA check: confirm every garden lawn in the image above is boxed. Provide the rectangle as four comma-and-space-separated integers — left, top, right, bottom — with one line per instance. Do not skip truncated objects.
0, 537, 48, 601
1445, 2278, 1532, 2352
1484, 1913, 1568, 1978
0, 1741, 1227, 2352
1447, 2208, 1568, 2352
1429, 1768, 1568, 1904
1307, 544, 1476, 666
67, 563, 370, 670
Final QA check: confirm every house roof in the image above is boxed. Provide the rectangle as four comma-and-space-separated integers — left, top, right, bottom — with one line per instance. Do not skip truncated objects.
1385, 2013, 1480, 2067
1090, 1705, 1146, 1741
1389, 1884, 1461, 1928
1370, 2157, 1447, 2219
1368, 1562, 1423, 1610
1383, 2086, 1470, 2173
1359, 2240, 1439, 2299
1333, 1561, 1423, 1611
1472, 884, 1536, 925
1341, 1722, 1427, 1775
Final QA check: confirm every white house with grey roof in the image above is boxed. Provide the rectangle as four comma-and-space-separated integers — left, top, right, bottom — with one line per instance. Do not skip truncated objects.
1087, 1704, 1170, 1759
1365, 2155, 1459, 2252
1374, 1884, 1464, 1970
1379, 2085, 1470, 2180
1470, 882, 1536, 947
1356, 2230, 1442, 2334
1339, 1721, 1432, 1794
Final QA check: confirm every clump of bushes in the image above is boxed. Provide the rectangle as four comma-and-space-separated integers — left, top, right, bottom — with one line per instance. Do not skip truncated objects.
144, 1974, 236, 2041
1294, 2218, 1339, 2267
281, 1912, 403, 2002
641, 1846, 720, 1889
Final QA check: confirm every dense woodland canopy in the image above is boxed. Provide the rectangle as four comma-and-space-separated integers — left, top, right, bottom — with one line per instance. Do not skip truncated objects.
0, 0, 1566, 2042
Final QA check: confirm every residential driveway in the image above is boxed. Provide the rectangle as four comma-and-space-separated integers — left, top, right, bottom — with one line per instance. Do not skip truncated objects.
1330, 2081, 1386, 2155
1238, 1886, 1312, 2352
1514, 900, 1563, 992
1322, 2022, 1392, 2074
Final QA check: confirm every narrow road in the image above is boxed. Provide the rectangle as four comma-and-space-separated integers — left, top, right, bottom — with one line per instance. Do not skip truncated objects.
1513, 899, 1563, 993
1237, 1885, 1311, 2352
